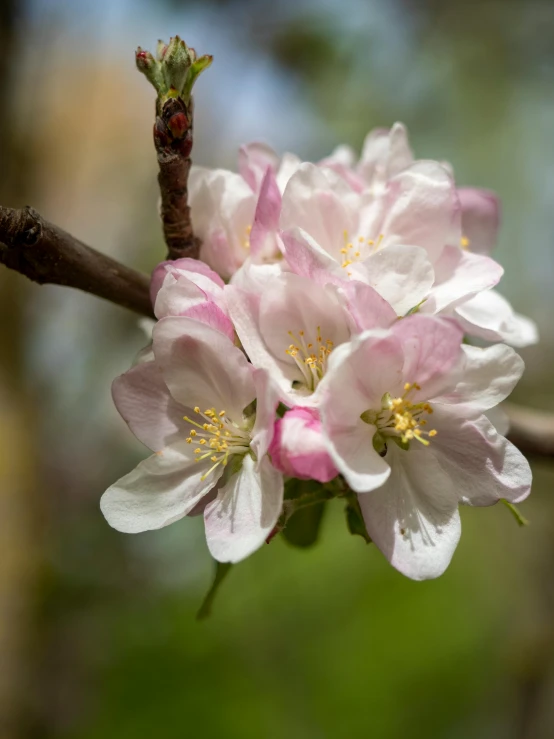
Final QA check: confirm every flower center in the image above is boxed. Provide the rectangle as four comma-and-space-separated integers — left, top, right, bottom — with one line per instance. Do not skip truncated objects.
184, 406, 251, 480
361, 382, 437, 453
340, 230, 384, 274
285, 327, 334, 392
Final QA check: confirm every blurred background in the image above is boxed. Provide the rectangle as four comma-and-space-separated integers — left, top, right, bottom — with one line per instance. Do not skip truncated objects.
1, 0, 554, 736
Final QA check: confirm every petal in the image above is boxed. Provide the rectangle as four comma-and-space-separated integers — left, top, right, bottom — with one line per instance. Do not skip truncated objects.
458, 188, 500, 255
358, 122, 414, 187
238, 142, 280, 192
153, 274, 207, 319
427, 408, 531, 506
100, 441, 221, 533
204, 455, 283, 563
151, 258, 224, 305
358, 442, 461, 580
153, 317, 255, 421
434, 343, 524, 413
181, 302, 235, 342
337, 280, 398, 332
373, 160, 458, 263
454, 290, 539, 348
251, 368, 280, 462
281, 227, 344, 285
363, 244, 435, 315
112, 361, 185, 451
320, 334, 404, 491
249, 166, 282, 262
391, 314, 464, 398
280, 163, 355, 260
424, 246, 503, 314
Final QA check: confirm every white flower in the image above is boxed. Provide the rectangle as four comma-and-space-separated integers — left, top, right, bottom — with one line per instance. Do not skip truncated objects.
101, 318, 283, 563
319, 314, 531, 580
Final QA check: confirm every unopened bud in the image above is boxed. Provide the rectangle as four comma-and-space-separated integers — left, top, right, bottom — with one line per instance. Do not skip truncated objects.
156, 39, 168, 62
136, 36, 212, 104
163, 35, 194, 93
136, 47, 165, 93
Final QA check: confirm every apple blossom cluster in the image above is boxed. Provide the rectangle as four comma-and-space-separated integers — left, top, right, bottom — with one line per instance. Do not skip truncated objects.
101, 123, 535, 580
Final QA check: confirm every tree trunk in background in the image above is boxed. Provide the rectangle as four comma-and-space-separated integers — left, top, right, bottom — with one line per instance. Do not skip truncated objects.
0, 3, 43, 737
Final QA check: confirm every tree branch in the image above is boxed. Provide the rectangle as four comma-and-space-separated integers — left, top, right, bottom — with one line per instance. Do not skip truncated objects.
154, 96, 201, 261
505, 403, 554, 460
0, 206, 153, 317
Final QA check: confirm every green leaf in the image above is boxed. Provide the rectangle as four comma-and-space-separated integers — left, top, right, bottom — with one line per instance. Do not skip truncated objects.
284, 477, 321, 500
345, 498, 371, 544
501, 498, 530, 527
282, 500, 327, 548
196, 561, 233, 621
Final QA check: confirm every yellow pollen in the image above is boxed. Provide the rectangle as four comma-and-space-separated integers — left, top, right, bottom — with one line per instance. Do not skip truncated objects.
194, 407, 200, 413
284, 326, 335, 391
370, 382, 437, 447
460, 236, 470, 249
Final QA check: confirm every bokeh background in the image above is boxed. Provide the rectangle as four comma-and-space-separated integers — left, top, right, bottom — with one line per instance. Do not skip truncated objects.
1, 0, 554, 736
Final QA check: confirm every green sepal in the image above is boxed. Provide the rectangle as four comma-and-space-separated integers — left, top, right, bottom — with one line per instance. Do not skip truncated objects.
345, 496, 371, 544
183, 55, 213, 102
282, 500, 327, 548
390, 435, 410, 452
360, 409, 378, 425
372, 431, 387, 456
196, 561, 233, 620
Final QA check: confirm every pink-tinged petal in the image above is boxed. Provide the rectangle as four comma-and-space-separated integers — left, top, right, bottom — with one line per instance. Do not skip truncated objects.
363, 244, 435, 316
358, 442, 461, 580
153, 275, 207, 319
377, 160, 458, 262
100, 440, 222, 533
182, 302, 235, 341
250, 167, 282, 261
153, 317, 254, 421
427, 408, 531, 506
280, 164, 355, 259
391, 314, 463, 399
358, 122, 414, 187
319, 144, 366, 192
238, 142, 280, 192
259, 273, 351, 368
281, 228, 344, 285
320, 334, 404, 492
204, 455, 283, 563
112, 361, 185, 452
230, 259, 285, 294
200, 227, 243, 280
251, 368, 280, 463
434, 343, 524, 414
425, 246, 503, 314
151, 258, 225, 304
275, 152, 302, 192
269, 407, 338, 483
454, 290, 539, 348
190, 167, 256, 279
458, 188, 500, 255
224, 285, 289, 385
337, 280, 397, 332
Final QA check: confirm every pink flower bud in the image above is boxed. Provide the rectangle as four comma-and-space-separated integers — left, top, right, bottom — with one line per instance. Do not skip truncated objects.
268, 407, 338, 483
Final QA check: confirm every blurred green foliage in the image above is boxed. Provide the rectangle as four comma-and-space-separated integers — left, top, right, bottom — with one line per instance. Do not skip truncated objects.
3, 0, 554, 738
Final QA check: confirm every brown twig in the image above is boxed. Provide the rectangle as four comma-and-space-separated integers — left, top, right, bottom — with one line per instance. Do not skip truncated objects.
505, 403, 554, 460
153, 95, 201, 261
0, 206, 153, 317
